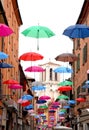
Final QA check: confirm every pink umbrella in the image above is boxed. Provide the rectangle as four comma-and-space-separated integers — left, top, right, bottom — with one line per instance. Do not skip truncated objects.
39, 95, 51, 100
51, 101, 60, 106
17, 98, 28, 103
8, 84, 23, 89
0, 23, 13, 36
24, 65, 45, 72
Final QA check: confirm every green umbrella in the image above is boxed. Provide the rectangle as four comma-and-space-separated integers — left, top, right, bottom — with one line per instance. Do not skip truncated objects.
58, 80, 73, 86
60, 109, 66, 113
57, 94, 69, 100
39, 105, 48, 109
22, 25, 55, 50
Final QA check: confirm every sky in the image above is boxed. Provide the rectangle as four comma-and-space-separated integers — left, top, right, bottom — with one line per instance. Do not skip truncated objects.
17, 0, 84, 80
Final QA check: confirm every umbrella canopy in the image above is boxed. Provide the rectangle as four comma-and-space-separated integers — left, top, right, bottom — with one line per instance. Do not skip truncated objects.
22, 94, 33, 100
53, 125, 72, 130
58, 80, 73, 86
0, 52, 8, 60
8, 84, 23, 89
82, 84, 89, 88
58, 86, 72, 92
21, 101, 31, 107
32, 86, 46, 91
68, 100, 76, 105
22, 25, 55, 50
19, 52, 44, 61
57, 94, 69, 100
25, 66, 45, 72
55, 53, 78, 62
3, 79, 19, 84
63, 105, 70, 109
39, 105, 48, 109
76, 97, 86, 102
49, 110, 56, 113
0, 62, 13, 68
39, 95, 51, 100
63, 24, 89, 38
0, 23, 13, 37
22, 25, 55, 38
53, 66, 73, 73
32, 81, 45, 86
36, 99, 47, 104
25, 104, 34, 110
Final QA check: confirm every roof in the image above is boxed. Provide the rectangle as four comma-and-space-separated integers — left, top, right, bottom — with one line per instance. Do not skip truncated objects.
77, 0, 89, 24
39, 61, 60, 66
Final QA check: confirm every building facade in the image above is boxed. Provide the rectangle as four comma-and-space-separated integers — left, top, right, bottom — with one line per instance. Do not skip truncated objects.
72, 0, 89, 129
0, 1, 23, 130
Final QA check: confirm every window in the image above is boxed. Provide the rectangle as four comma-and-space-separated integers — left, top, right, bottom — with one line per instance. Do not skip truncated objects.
82, 44, 87, 65
55, 72, 57, 81
76, 39, 80, 50
50, 68, 52, 80
77, 86, 80, 97
76, 54, 80, 72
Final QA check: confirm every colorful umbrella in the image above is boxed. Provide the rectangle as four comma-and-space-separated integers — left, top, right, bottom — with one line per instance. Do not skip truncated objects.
8, 84, 23, 89
25, 104, 34, 110
57, 94, 69, 100
39, 105, 48, 109
21, 101, 31, 107
32, 81, 45, 86
63, 24, 89, 38
21, 25, 55, 50
25, 66, 45, 72
0, 62, 13, 68
22, 94, 33, 100
85, 80, 89, 84
49, 110, 56, 113
76, 97, 86, 102
53, 66, 73, 73
63, 105, 70, 109
58, 80, 73, 86
68, 100, 76, 105
55, 53, 78, 62
82, 84, 89, 88
51, 101, 60, 106
3, 79, 19, 84
58, 86, 72, 92
0, 52, 8, 60
19, 52, 44, 61
32, 86, 46, 91
0, 23, 13, 37
36, 100, 47, 104
39, 95, 51, 100
17, 98, 28, 103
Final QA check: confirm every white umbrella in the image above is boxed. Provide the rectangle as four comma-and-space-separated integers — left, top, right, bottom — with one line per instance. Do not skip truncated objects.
53, 125, 72, 130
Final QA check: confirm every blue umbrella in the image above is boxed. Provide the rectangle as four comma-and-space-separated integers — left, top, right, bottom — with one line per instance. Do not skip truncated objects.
85, 80, 89, 84
53, 66, 73, 73
32, 86, 46, 91
63, 24, 89, 38
22, 94, 33, 100
68, 100, 76, 105
0, 62, 13, 68
36, 99, 47, 104
82, 84, 89, 89
25, 104, 34, 110
0, 52, 8, 60
58, 111, 65, 115
63, 105, 70, 109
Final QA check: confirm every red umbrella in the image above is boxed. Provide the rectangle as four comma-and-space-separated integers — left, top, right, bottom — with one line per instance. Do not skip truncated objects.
3, 79, 19, 84
58, 86, 72, 92
76, 97, 86, 102
0, 23, 13, 37
19, 52, 44, 61
25, 66, 45, 72
21, 101, 31, 107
